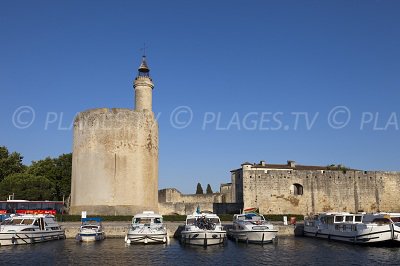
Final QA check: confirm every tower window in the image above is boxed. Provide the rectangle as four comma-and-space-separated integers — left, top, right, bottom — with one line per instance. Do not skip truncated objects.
292, 183, 303, 195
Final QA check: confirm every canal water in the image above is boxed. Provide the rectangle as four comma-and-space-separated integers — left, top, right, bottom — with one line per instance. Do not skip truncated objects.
1, 237, 399, 265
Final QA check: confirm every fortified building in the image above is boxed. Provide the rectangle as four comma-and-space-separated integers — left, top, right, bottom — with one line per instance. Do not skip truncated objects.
70, 56, 159, 215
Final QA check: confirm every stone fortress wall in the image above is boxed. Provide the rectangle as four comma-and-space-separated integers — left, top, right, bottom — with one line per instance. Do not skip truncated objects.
70, 56, 159, 215
161, 160, 400, 216
231, 161, 400, 215
158, 188, 224, 215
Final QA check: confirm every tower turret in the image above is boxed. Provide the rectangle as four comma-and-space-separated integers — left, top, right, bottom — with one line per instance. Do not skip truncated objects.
134, 56, 154, 111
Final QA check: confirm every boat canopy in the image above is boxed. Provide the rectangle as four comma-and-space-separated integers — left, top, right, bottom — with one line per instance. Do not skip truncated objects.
82, 217, 102, 223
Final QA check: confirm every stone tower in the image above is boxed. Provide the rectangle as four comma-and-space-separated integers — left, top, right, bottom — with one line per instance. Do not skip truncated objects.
69, 56, 159, 215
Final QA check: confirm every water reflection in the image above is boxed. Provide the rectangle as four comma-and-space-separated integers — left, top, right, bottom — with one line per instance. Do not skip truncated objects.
0, 237, 399, 265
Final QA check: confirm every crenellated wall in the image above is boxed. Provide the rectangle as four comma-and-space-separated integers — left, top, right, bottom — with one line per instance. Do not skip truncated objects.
237, 168, 400, 215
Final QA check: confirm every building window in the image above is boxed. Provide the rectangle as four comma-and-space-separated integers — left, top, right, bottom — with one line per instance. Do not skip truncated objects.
293, 183, 303, 195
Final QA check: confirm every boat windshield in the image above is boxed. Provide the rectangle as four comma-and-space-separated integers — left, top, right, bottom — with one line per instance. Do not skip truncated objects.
186, 218, 196, 225
391, 217, 400, 223
82, 225, 99, 229
134, 218, 152, 224
3, 218, 27, 225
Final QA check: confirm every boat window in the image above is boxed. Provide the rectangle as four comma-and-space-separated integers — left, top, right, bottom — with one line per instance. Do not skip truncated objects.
372, 218, 391, 225
237, 216, 245, 221
154, 218, 162, 223
138, 218, 151, 224
208, 218, 220, 224
345, 216, 353, 222
245, 214, 256, 220
11, 218, 24, 225
186, 218, 196, 225
391, 217, 400, 223
21, 228, 35, 231
334, 216, 344, 223
354, 216, 362, 222
22, 219, 34, 225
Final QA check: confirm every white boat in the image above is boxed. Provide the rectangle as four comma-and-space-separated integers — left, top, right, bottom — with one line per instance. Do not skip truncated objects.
76, 217, 105, 242
228, 212, 278, 244
0, 214, 65, 246
181, 212, 227, 246
303, 212, 397, 244
125, 211, 168, 244
375, 212, 400, 243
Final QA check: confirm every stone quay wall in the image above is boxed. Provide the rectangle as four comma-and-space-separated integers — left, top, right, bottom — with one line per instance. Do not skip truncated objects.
61, 221, 294, 239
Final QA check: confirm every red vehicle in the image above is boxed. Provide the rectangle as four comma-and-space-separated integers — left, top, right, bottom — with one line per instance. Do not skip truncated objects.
0, 200, 65, 215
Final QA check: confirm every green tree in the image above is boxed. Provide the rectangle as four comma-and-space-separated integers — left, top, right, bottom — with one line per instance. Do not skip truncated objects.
206, 184, 213, 194
27, 153, 72, 200
0, 146, 25, 182
0, 173, 56, 200
196, 183, 203, 194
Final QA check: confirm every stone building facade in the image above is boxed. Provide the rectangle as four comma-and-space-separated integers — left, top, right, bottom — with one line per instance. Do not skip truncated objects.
158, 188, 224, 215
229, 160, 400, 215
70, 56, 158, 215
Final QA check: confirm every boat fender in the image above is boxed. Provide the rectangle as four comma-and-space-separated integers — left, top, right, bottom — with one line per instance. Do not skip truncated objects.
126, 239, 131, 245
124, 235, 128, 243
144, 238, 148, 244
11, 236, 16, 245
262, 233, 265, 246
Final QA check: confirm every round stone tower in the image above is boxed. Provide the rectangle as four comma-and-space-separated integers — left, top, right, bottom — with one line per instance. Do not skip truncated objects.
69, 56, 159, 215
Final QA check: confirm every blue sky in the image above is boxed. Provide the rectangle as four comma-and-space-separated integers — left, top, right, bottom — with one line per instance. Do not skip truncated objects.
1, 0, 399, 193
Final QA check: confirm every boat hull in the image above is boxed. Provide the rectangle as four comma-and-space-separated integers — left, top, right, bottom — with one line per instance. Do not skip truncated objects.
303, 226, 393, 244
228, 229, 277, 243
181, 230, 227, 246
126, 232, 167, 244
76, 232, 105, 242
0, 230, 65, 246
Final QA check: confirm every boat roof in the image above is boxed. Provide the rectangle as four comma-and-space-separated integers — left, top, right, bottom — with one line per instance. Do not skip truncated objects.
133, 211, 163, 219
316, 212, 354, 216
9, 214, 55, 219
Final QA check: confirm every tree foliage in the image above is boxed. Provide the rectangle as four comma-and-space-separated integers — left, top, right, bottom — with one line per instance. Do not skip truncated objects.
196, 183, 203, 194
0, 146, 72, 201
0, 146, 25, 182
27, 153, 72, 200
0, 173, 56, 200
206, 184, 213, 194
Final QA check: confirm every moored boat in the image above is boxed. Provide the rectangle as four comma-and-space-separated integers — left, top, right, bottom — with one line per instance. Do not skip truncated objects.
180, 212, 227, 246
374, 213, 400, 243
0, 214, 65, 246
228, 212, 277, 244
303, 212, 398, 245
76, 217, 105, 242
125, 211, 168, 244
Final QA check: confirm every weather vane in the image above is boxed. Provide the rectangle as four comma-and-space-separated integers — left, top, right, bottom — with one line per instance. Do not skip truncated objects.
140, 42, 148, 57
